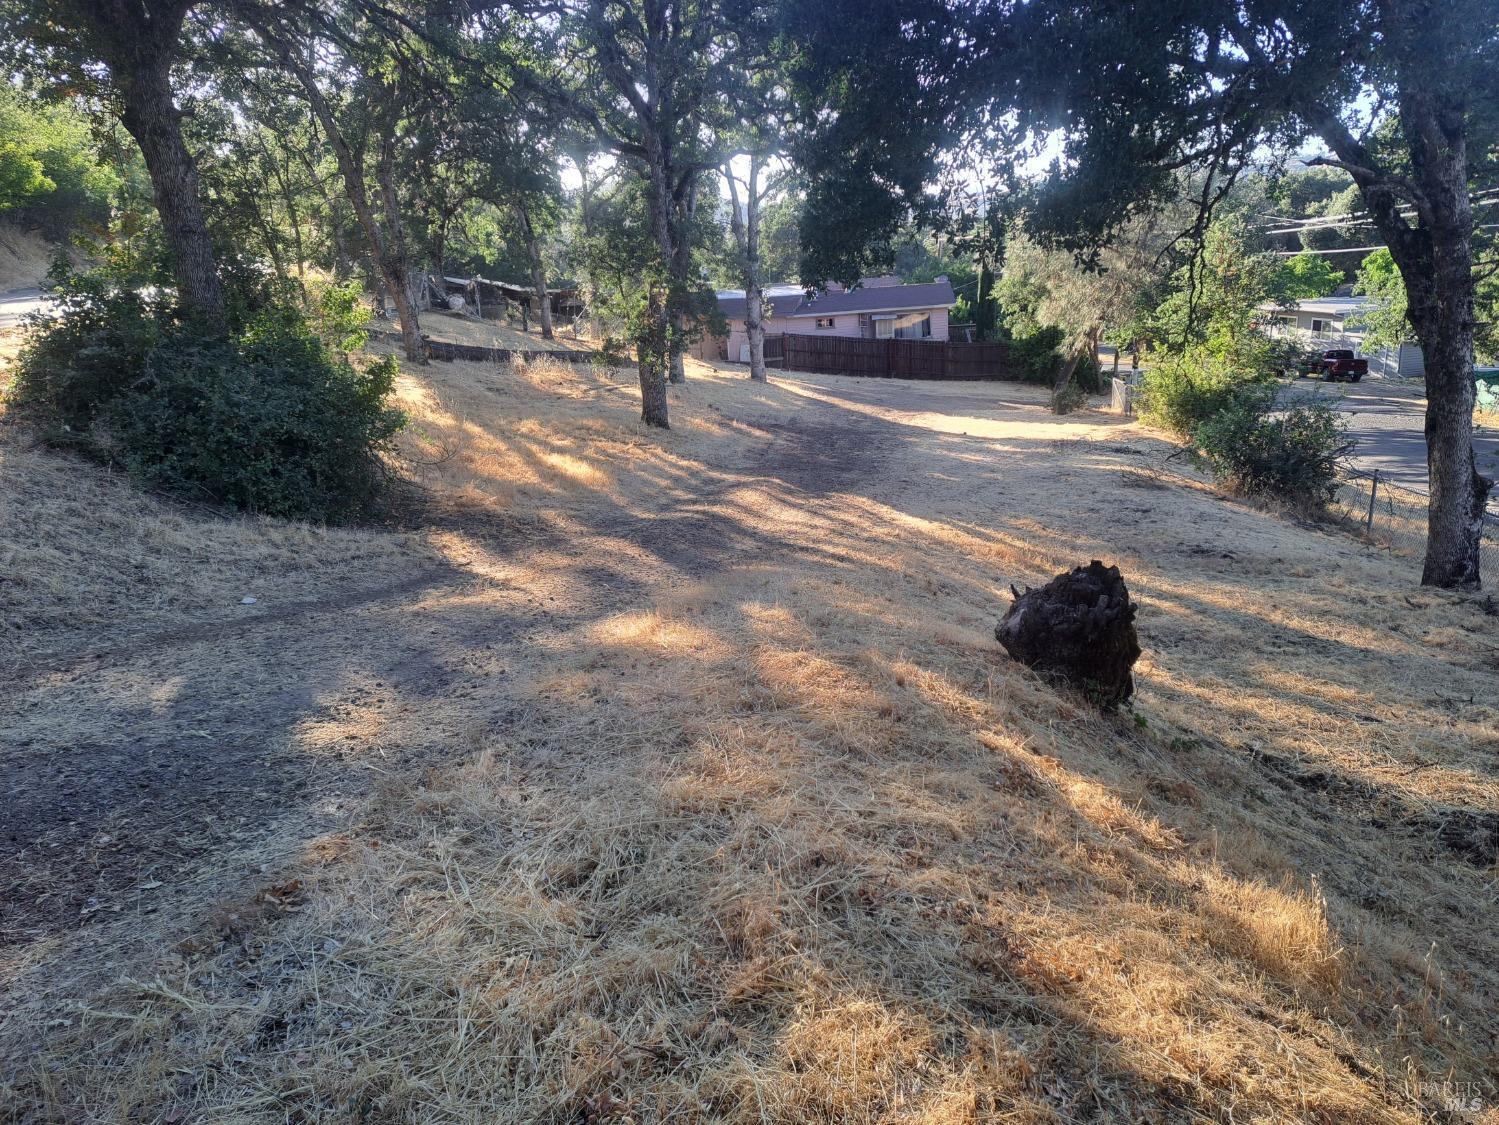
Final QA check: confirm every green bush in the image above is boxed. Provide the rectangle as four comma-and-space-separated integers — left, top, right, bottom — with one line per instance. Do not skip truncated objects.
1073, 351, 1104, 394
103, 314, 404, 523
307, 279, 374, 352
1051, 381, 1087, 415
1192, 387, 1352, 506
8, 263, 405, 523
1259, 336, 1306, 379
1137, 348, 1273, 436
1008, 325, 1064, 383
9, 260, 166, 430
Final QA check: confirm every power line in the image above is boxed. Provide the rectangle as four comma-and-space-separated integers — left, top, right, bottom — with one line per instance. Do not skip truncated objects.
1259, 189, 1499, 237
1269, 244, 1387, 255
1269, 223, 1499, 255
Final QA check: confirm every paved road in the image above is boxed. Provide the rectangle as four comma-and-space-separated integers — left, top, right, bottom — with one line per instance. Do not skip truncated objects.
1284, 376, 1499, 497
0, 286, 47, 330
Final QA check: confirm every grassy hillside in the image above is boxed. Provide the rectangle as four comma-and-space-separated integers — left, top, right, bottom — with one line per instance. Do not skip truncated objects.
2, 347, 1496, 1122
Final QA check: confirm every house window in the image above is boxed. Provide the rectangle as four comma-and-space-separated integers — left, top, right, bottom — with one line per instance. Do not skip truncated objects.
815, 316, 836, 329
1310, 318, 1325, 333
873, 317, 895, 339
895, 315, 933, 340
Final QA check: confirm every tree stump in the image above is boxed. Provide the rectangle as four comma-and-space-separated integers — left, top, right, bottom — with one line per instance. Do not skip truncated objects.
995, 560, 1141, 708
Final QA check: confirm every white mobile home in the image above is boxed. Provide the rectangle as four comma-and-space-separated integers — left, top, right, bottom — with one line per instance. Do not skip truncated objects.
1257, 296, 1425, 378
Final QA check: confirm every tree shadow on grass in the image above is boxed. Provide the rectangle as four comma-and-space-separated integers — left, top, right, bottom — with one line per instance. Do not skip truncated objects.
6, 364, 1496, 1120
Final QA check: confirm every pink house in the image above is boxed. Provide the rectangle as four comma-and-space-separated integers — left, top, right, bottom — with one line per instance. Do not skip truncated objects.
715, 276, 956, 362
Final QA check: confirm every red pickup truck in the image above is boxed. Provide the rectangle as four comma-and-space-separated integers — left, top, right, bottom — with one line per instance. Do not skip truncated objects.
1317, 349, 1367, 382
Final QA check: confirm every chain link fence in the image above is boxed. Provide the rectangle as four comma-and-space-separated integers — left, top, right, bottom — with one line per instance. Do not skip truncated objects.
1330, 468, 1499, 578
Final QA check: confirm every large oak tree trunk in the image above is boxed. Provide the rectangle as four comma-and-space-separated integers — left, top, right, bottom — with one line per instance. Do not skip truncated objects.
666, 173, 700, 386
1412, 245, 1489, 588
1315, 86, 1492, 588
636, 147, 673, 428
118, 61, 226, 328
746, 282, 767, 382
669, 317, 688, 384
639, 283, 672, 427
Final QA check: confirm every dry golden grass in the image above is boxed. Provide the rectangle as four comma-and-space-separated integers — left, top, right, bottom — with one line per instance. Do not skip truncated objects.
418, 309, 590, 352
0, 410, 438, 676
3, 353, 1497, 1122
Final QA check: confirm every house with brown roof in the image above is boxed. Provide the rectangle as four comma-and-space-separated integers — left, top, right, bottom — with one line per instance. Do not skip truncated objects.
709, 276, 957, 363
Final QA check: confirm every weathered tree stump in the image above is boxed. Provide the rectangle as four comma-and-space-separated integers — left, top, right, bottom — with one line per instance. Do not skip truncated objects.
995, 560, 1141, 708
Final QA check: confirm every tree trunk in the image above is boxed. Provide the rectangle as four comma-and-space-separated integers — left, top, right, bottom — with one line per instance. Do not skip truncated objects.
745, 288, 767, 381
975, 256, 995, 342
726, 155, 769, 382
670, 316, 687, 383
1051, 327, 1099, 395
637, 146, 674, 428
639, 282, 671, 428
263, 144, 306, 298
433, 222, 447, 283
517, 202, 554, 339
274, 39, 423, 362
1411, 124, 1490, 588
745, 157, 767, 382
117, 61, 226, 329
1313, 89, 1491, 588
666, 172, 700, 385
1407, 228, 1490, 586
374, 126, 424, 362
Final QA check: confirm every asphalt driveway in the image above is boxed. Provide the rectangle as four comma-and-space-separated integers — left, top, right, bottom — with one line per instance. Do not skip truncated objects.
1285, 377, 1499, 497
0, 287, 47, 330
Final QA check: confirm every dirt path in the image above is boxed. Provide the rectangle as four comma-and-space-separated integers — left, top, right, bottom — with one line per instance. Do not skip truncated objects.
0, 387, 906, 948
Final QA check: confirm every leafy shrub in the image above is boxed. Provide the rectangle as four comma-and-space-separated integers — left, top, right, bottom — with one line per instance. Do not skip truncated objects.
1137, 348, 1273, 436
307, 279, 374, 351
599, 334, 629, 367
1073, 351, 1104, 394
1008, 325, 1064, 383
1192, 387, 1352, 506
9, 261, 405, 523
1051, 381, 1087, 415
1259, 336, 1307, 379
103, 314, 404, 523
8, 259, 166, 430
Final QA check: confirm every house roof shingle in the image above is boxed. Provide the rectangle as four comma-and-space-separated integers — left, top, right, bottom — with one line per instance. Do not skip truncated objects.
1256, 296, 1376, 318
716, 290, 805, 319
787, 279, 954, 317
715, 279, 956, 321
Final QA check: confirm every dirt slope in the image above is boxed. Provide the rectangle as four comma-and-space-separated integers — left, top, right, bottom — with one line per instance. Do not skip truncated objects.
0, 225, 55, 292
2, 355, 1496, 1122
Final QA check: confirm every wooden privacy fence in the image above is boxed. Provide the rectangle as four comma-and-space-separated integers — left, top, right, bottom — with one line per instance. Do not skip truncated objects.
767, 333, 1012, 380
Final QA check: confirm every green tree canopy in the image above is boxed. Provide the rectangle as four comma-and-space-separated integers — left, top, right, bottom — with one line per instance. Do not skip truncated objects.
1271, 252, 1344, 303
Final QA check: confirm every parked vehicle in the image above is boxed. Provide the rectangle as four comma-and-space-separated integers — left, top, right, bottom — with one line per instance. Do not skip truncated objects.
1318, 349, 1367, 382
